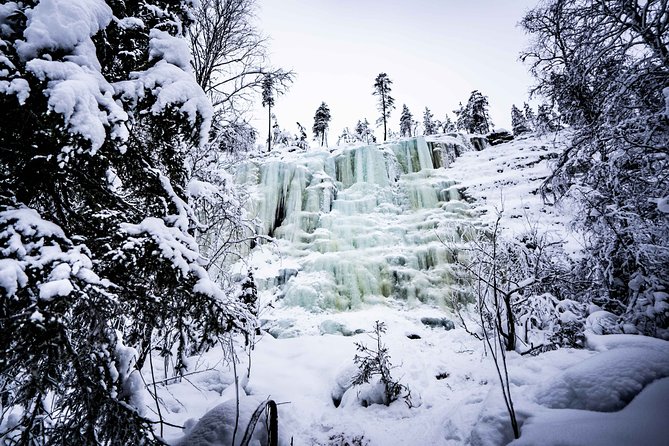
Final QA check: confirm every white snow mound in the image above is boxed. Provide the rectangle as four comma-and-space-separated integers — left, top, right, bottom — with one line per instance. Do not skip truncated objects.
511, 377, 669, 446
535, 345, 669, 411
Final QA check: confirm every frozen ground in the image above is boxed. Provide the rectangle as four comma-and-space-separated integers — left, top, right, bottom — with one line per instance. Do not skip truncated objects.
145, 134, 669, 445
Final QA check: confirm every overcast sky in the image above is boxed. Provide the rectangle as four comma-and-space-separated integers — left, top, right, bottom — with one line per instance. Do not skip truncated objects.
252, 0, 539, 142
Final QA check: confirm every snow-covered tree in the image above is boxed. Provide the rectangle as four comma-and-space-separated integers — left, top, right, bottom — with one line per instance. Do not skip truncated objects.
313, 101, 332, 147
523, 102, 536, 130
399, 104, 414, 137
262, 74, 275, 150
189, 0, 293, 118
373, 73, 395, 141
0, 1, 250, 443
441, 113, 457, 133
261, 72, 292, 151
534, 104, 559, 134
423, 107, 437, 135
456, 90, 493, 134
511, 104, 531, 135
522, 0, 669, 336
355, 119, 374, 144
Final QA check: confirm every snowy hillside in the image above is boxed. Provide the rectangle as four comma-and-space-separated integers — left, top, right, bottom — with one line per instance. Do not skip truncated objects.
152, 134, 669, 446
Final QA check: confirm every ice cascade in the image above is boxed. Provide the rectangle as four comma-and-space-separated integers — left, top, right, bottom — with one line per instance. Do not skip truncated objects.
234, 136, 476, 311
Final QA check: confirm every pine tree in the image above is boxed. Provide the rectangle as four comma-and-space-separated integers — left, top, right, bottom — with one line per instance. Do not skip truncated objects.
467, 90, 494, 134
313, 102, 332, 147
441, 113, 456, 133
454, 102, 468, 131
523, 102, 536, 130
399, 104, 414, 137
511, 104, 531, 135
423, 107, 437, 135
355, 119, 373, 143
262, 75, 275, 151
455, 92, 493, 134
0, 1, 249, 443
373, 73, 395, 141
535, 104, 559, 134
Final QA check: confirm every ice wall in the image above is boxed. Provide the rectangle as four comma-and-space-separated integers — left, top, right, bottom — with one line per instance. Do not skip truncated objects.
235, 136, 475, 311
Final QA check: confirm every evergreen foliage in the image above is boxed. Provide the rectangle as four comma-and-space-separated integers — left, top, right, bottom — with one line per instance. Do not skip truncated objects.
441, 114, 456, 133
262, 74, 275, 150
522, 0, 669, 336
511, 104, 531, 135
0, 1, 250, 442
355, 119, 374, 144
399, 104, 413, 137
423, 107, 437, 136
455, 90, 494, 134
372, 73, 395, 141
523, 102, 536, 130
313, 101, 332, 147
534, 104, 559, 134
352, 321, 408, 406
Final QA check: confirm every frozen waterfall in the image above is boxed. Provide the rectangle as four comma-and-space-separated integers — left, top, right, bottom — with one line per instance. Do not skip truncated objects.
234, 135, 477, 311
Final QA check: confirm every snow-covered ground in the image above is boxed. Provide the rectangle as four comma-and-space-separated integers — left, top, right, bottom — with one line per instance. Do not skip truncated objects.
147, 134, 669, 445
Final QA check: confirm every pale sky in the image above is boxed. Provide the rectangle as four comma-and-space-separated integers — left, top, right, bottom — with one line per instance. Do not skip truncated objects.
253, 0, 539, 142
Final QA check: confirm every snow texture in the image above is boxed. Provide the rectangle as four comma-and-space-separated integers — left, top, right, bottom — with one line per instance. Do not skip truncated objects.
175, 394, 269, 446
510, 378, 669, 446
534, 345, 669, 411
15, 0, 112, 60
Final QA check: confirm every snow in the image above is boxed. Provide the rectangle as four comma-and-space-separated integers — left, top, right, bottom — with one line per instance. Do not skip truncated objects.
15, 0, 112, 61
534, 345, 669, 411
0, 258, 27, 296
0, 78, 30, 104
38, 278, 74, 301
149, 135, 593, 445
509, 378, 669, 446
7, 132, 654, 445
149, 29, 193, 72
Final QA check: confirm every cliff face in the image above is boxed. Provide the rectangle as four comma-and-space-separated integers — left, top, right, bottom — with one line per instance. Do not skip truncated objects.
234, 136, 477, 311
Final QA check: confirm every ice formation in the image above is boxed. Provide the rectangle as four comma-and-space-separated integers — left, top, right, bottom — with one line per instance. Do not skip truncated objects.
235, 135, 477, 311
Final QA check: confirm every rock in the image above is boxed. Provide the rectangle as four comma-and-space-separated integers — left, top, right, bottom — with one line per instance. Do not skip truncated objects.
420, 317, 455, 330
487, 129, 514, 145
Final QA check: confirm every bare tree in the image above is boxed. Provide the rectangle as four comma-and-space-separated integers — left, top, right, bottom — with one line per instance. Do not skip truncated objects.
188, 0, 293, 117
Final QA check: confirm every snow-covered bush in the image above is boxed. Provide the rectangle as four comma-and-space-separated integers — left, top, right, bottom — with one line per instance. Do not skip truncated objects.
351, 321, 410, 407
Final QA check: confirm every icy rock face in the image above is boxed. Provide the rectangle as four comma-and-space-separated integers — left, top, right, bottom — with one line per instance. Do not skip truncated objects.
235, 136, 474, 311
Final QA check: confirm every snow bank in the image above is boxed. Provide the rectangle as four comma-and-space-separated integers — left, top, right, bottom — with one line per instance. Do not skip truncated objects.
534, 345, 669, 411
511, 377, 669, 446
175, 394, 270, 446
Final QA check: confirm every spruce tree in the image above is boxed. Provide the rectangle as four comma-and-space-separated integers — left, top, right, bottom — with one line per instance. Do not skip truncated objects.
313, 102, 332, 147
373, 73, 395, 141
523, 102, 536, 130
355, 119, 373, 143
511, 104, 531, 135
0, 1, 249, 443
442, 113, 456, 133
535, 104, 559, 134
423, 107, 437, 135
467, 90, 494, 134
262, 75, 275, 151
454, 102, 468, 132
400, 104, 414, 137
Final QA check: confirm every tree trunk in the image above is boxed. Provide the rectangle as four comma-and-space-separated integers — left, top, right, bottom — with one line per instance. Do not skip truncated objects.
382, 95, 387, 141
267, 105, 272, 152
